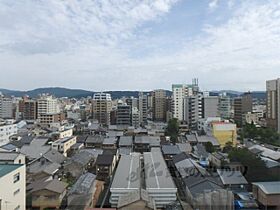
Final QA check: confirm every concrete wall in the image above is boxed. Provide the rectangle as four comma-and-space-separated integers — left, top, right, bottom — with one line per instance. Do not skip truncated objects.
0, 165, 26, 210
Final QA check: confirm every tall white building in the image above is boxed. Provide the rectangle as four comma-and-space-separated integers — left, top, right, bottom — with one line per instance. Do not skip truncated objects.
92, 93, 112, 125
37, 95, 60, 115
0, 164, 26, 210
131, 107, 140, 128
0, 97, 13, 119
172, 84, 194, 121
138, 92, 147, 125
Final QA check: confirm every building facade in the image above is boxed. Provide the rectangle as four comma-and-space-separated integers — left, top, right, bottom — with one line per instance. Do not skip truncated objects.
138, 92, 148, 125
184, 93, 203, 130
0, 120, 18, 146
172, 84, 194, 121
234, 92, 253, 127
0, 97, 13, 119
266, 78, 280, 133
0, 164, 26, 210
92, 93, 112, 125
152, 90, 167, 122
116, 103, 131, 126
218, 93, 231, 119
203, 96, 219, 118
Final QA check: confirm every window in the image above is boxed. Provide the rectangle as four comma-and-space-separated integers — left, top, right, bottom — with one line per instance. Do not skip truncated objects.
13, 173, 20, 183
14, 189, 20, 195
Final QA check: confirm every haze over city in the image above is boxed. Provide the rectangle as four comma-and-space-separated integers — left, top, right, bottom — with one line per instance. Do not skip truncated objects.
1, 0, 279, 91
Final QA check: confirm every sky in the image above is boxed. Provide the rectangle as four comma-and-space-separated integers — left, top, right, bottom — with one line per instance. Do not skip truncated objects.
0, 0, 279, 91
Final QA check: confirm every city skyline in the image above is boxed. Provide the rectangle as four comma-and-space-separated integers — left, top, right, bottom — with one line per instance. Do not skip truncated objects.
0, 0, 279, 91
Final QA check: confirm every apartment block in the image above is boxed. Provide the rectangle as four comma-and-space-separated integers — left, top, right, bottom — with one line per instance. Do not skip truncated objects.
0, 120, 18, 146
234, 92, 253, 127
184, 93, 203, 130
92, 93, 112, 125
0, 164, 26, 210
266, 78, 280, 133
0, 97, 13, 119
152, 89, 167, 122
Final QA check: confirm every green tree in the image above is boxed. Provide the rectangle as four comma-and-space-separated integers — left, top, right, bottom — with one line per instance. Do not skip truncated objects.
165, 118, 179, 144
228, 148, 278, 182
223, 141, 233, 153
205, 142, 215, 153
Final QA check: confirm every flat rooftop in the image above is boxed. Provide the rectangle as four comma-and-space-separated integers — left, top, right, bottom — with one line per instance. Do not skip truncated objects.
143, 148, 176, 190
55, 136, 75, 144
111, 153, 141, 190
0, 164, 23, 178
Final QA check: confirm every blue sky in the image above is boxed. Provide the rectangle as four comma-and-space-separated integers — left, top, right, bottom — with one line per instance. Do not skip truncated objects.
0, 0, 279, 91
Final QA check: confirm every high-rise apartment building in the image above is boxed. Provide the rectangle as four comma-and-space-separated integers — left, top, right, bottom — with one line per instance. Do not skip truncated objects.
138, 92, 148, 125
19, 98, 37, 121
131, 107, 140, 128
234, 92, 253, 127
126, 97, 138, 109
152, 89, 167, 122
0, 97, 13, 119
172, 84, 194, 121
266, 78, 280, 133
184, 93, 203, 130
37, 95, 59, 115
116, 102, 131, 126
202, 96, 219, 118
218, 93, 231, 119
92, 93, 112, 125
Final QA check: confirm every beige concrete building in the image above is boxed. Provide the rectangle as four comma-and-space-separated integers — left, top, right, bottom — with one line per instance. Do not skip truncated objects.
92, 93, 112, 125
266, 78, 280, 133
52, 136, 77, 156
0, 164, 26, 210
233, 92, 253, 127
152, 89, 167, 122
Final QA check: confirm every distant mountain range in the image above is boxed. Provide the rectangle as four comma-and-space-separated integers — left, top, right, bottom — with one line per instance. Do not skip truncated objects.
0, 87, 266, 100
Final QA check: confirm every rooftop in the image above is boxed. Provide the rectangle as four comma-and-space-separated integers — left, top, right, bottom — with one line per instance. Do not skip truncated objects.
111, 153, 140, 190
217, 169, 248, 185
161, 145, 181, 155
54, 136, 75, 144
103, 137, 117, 145
143, 148, 176, 190
0, 164, 23, 178
96, 154, 114, 165
119, 136, 133, 147
249, 145, 280, 161
0, 151, 22, 161
253, 181, 280, 194
196, 135, 220, 146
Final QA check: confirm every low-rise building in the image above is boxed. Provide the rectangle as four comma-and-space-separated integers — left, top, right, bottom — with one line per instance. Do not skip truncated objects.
0, 164, 26, 210
0, 120, 18, 146
85, 135, 104, 148
0, 151, 25, 164
28, 178, 67, 210
211, 122, 237, 147
67, 173, 100, 210
52, 136, 77, 156
143, 148, 177, 208
252, 181, 280, 209
95, 154, 116, 180
102, 137, 117, 150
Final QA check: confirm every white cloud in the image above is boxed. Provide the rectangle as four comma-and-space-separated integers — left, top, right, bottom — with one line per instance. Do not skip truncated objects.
0, 0, 279, 91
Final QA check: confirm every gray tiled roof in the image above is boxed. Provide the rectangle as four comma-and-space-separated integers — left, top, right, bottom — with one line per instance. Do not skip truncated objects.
217, 169, 248, 185
161, 145, 180, 155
